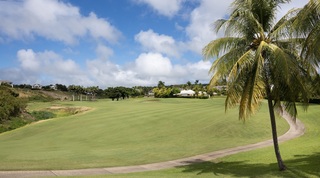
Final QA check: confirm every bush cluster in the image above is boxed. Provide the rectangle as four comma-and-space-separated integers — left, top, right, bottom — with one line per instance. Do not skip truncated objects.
0, 86, 27, 123
31, 111, 56, 121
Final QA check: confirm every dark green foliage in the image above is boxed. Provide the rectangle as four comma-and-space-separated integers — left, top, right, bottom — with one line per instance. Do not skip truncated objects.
31, 111, 56, 120
56, 84, 68, 91
153, 87, 173, 98
198, 95, 210, 99
0, 117, 28, 133
0, 86, 27, 123
105, 87, 133, 101
14, 84, 32, 89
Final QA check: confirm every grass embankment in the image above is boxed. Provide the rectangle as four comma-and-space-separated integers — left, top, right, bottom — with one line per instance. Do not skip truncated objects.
0, 98, 289, 170
86, 103, 320, 178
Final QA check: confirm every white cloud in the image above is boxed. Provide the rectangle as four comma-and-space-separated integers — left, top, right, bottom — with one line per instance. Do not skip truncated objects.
15, 49, 92, 85
86, 51, 211, 87
135, 0, 183, 17
3, 47, 212, 87
184, 0, 233, 54
0, 0, 121, 44
17, 49, 39, 71
95, 44, 114, 61
134, 52, 173, 76
17, 49, 79, 74
135, 29, 181, 57
131, 52, 211, 85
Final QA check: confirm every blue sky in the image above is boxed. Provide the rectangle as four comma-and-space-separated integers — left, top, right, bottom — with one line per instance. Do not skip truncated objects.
0, 0, 308, 88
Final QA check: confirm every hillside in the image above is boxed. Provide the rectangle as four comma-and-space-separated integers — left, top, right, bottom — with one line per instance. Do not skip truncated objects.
15, 88, 71, 101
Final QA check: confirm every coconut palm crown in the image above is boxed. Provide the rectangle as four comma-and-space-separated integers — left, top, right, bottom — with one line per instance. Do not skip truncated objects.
203, 0, 315, 171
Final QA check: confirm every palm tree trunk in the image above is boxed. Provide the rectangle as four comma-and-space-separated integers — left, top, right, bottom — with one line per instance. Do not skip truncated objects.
266, 89, 287, 171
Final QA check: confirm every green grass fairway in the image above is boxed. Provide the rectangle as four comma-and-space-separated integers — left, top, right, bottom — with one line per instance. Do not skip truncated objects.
0, 98, 289, 170
86, 103, 320, 178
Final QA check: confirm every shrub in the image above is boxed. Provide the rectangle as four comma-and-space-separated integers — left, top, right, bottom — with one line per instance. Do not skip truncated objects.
198, 95, 209, 99
0, 87, 27, 123
31, 111, 56, 121
0, 117, 29, 133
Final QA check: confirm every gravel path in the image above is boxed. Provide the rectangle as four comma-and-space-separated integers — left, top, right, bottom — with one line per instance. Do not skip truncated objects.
0, 111, 305, 177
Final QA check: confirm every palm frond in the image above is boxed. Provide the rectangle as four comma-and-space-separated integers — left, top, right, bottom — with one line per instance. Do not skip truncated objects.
269, 8, 300, 40
301, 22, 320, 68
203, 37, 245, 59
207, 45, 248, 87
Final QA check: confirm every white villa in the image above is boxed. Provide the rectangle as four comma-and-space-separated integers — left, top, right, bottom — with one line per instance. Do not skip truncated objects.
178, 89, 195, 97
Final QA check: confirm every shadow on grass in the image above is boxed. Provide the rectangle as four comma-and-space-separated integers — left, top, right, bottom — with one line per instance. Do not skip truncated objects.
180, 152, 320, 177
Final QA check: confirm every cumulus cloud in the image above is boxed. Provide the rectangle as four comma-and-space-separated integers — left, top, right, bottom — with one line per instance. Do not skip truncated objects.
15, 49, 92, 85
135, 29, 181, 57
0, 0, 121, 44
134, 0, 183, 17
132, 52, 211, 85
95, 44, 114, 61
86, 51, 211, 87
184, 0, 233, 54
2, 46, 212, 87
134, 52, 173, 76
17, 49, 79, 74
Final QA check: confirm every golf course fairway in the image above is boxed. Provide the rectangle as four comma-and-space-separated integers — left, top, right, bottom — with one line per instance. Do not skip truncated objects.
0, 98, 289, 170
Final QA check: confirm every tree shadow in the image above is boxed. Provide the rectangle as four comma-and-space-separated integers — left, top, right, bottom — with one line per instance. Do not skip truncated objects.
179, 152, 320, 177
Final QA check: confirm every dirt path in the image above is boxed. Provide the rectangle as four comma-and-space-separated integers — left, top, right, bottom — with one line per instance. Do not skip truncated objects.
0, 111, 305, 177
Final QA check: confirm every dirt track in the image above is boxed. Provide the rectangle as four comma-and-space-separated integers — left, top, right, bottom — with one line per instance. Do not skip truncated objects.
0, 111, 305, 177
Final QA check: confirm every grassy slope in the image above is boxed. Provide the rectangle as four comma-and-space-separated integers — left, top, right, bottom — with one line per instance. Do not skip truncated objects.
89, 104, 320, 178
0, 98, 289, 170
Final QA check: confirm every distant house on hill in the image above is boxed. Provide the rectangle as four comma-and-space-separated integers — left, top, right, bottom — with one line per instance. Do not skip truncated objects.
148, 90, 154, 97
32, 84, 42, 90
49, 84, 57, 90
0, 80, 13, 87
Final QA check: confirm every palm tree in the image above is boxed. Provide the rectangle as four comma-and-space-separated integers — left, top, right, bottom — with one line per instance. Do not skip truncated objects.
203, 0, 313, 171
291, 0, 320, 97
292, 0, 320, 69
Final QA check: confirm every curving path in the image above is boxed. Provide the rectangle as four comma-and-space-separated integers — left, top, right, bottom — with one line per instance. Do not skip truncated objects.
0, 111, 305, 177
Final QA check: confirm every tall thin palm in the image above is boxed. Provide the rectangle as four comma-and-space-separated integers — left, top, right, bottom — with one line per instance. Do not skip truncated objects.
203, 0, 312, 171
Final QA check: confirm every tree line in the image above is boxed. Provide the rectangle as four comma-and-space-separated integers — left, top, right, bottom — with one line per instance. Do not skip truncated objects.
12, 80, 229, 101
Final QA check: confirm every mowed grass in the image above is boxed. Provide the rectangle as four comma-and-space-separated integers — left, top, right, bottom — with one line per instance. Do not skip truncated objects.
0, 97, 289, 170
85, 103, 320, 178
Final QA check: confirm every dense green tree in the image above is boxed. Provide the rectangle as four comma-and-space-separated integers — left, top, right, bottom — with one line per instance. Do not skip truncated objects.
116, 87, 130, 100
15, 84, 32, 89
171, 87, 181, 96
0, 86, 26, 123
105, 87, 120, 101
153, 87, 172, 98
157, 81, 165, 88
56, 84, 68, 91
203, 0, 315, 171
186, 81, 192, 89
